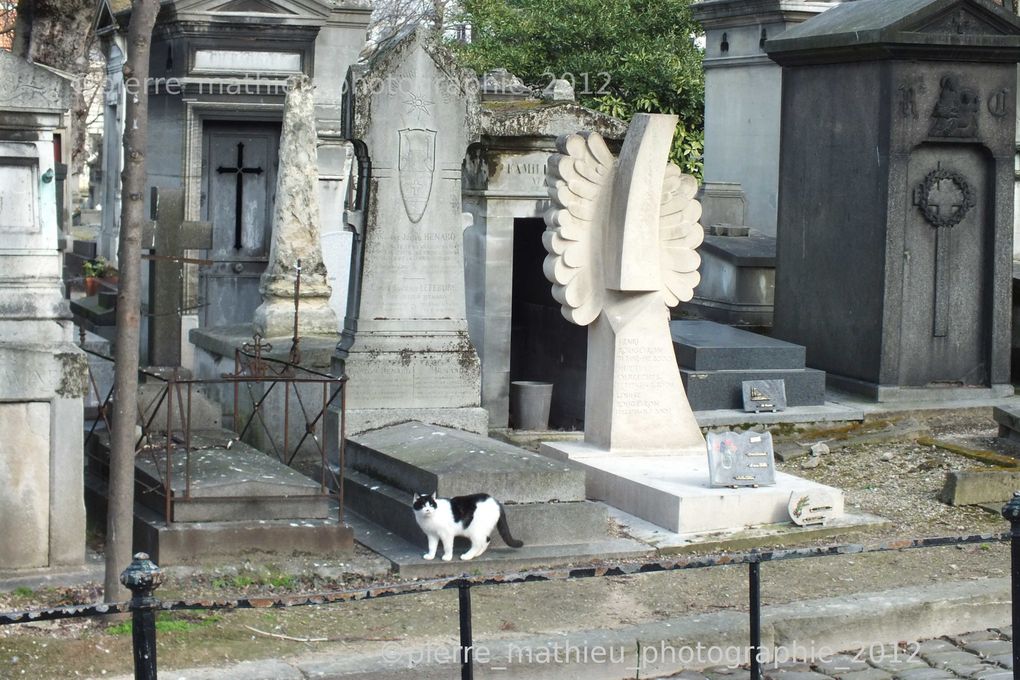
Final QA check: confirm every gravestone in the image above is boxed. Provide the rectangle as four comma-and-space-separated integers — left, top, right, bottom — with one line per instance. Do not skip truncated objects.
540, 114, 706, 453
766, 0, 1020, 401
142, 188, 212, 367
540, 114, 845, 535
253, 75, 337, 338
671, 319, 825, 411
331, 29, 487, 435
0, 51, 88, 570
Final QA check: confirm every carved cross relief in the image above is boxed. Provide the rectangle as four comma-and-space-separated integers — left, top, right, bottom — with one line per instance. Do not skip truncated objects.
913, 166, 975, 338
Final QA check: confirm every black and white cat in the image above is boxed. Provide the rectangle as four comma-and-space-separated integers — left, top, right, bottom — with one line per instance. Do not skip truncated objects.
412, 492, 524, 561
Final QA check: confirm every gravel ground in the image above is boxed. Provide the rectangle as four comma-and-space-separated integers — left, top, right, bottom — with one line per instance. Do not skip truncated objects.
0, 408, 1015, 679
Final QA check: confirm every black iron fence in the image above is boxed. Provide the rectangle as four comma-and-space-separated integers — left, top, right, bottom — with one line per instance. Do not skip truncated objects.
81, 338, 347, 524
3, 502, 1020, 680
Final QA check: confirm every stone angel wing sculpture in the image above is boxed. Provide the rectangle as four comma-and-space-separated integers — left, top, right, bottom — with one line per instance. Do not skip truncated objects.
542, 114, 703, 325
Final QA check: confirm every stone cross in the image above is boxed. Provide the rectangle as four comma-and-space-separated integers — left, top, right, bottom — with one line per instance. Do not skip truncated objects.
143, 187, 212, 367
543, 113, 705, 453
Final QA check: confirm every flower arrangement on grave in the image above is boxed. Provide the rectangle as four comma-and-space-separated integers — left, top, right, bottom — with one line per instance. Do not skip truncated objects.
82, 257, 118, 295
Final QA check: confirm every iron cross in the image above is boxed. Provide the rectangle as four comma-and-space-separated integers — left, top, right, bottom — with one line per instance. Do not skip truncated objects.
217, 142, 264, 250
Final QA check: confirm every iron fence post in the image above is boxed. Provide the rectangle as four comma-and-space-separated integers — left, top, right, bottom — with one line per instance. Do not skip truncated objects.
458, 582, 474, 680
120, 552, 165, 680
1001, 491, 1020, 675
749, 559, 762, 680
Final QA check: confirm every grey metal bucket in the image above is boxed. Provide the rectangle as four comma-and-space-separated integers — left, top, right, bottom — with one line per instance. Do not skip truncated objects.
509, 381, 553, 430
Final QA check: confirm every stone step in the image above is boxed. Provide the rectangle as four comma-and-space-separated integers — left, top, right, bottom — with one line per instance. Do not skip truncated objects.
344, 468, 610, 547
346, 421, 586, 503
671, 319, 805, 370
345, 509, 650, 578
680, 367, 826, 411
94, 429, 331, 522
85, 475, 351, 565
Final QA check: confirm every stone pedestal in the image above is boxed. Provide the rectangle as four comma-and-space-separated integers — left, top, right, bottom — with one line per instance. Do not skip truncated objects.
686, 230, 776, 328
540, 444, 844, 535
0, 52, 87, 570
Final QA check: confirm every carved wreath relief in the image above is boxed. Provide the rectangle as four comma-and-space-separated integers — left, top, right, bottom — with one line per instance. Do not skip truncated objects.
916, 166, 975, 229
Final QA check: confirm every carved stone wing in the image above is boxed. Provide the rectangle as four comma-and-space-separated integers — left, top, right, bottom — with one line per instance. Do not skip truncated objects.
542, 131, 616, 325
658, 164, 703, 307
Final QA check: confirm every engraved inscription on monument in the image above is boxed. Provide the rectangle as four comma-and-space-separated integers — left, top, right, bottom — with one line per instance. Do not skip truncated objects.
613, 336, 676, 418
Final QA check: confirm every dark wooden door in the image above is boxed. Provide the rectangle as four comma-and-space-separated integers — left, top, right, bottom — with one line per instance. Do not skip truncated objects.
200, 121, 280, 327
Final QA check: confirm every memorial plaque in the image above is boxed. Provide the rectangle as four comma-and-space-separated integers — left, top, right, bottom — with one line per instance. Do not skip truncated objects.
788, 489, 839, 526
706, 430, 776, 488
742, 379, 787, 413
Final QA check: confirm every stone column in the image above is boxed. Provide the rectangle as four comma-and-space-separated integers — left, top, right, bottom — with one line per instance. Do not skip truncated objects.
0, 51, 88, 570
254, 75, 338, 338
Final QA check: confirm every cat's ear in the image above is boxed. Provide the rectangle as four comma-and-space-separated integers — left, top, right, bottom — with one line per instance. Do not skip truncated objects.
412, 493, 420, 502
429, 492, 436, 500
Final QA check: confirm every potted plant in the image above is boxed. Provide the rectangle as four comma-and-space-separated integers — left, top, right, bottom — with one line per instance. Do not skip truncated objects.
82, 257, 116, 295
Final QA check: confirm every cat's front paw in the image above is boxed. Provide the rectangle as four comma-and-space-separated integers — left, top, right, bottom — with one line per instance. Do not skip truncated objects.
441, 554, 453, 562
422, 553, 435, 560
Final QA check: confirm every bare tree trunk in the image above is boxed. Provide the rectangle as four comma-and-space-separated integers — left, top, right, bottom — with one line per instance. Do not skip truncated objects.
105, 0, 159, 603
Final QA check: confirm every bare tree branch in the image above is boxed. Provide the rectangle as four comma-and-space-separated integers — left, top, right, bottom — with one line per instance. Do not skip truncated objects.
367, 0, 458, 50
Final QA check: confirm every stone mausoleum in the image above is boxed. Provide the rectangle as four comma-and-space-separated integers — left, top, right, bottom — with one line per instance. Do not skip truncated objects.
766, 0, 1020, 400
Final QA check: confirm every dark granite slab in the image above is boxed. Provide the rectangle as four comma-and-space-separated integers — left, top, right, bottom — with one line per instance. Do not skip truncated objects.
671, 320, 805, 371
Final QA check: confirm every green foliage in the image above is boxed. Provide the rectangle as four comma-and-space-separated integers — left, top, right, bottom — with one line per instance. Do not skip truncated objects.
451, 0, 705, 176
82, 257, 115, 279
12, 586, 34, 598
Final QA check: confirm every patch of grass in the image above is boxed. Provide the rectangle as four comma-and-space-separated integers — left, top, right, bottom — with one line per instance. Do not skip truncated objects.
211, 570, 295, 590
12, 586, 33, 598
106, 612, 223, 636
267, 574, 295, 589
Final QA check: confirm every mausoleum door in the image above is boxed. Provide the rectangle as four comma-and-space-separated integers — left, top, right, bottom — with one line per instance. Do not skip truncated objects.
199, 121, 280, 328
899, 143, 991, 387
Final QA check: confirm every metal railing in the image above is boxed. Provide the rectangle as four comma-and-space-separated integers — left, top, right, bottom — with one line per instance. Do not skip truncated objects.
82, 336, 347, 524
3, 508, 1019, 680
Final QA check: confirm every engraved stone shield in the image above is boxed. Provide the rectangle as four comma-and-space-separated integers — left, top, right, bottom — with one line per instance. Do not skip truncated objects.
398, 128, 436, 223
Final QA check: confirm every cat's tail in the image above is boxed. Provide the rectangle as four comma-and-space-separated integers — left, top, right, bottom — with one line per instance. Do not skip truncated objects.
497, 504, 523, 549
